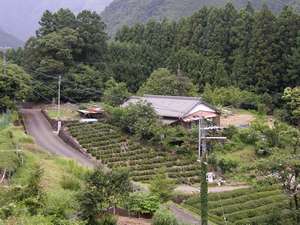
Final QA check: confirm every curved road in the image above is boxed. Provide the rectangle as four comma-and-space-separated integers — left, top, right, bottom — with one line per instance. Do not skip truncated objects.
21, 108, 95, 168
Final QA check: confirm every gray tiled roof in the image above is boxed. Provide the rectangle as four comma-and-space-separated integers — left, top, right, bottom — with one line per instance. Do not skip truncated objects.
122, 95, 204, 118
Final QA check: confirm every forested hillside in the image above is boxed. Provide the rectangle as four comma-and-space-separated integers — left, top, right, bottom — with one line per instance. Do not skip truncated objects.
13, 3, 300, 110
2, 2, 296, 128
102, 0, 300, 36
0, 0, 112, 40
0, 28, 23, 48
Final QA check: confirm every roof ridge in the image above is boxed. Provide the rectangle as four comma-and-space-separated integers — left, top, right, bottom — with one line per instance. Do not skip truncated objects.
144, 95, 202, 101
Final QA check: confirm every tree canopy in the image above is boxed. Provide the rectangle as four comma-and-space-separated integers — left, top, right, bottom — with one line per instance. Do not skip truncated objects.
0, 61, 31, 112
138, 68, 197, 96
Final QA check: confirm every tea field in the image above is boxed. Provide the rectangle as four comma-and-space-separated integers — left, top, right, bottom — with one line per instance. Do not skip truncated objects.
184, 186, 295, 225
67, 122, 201, 183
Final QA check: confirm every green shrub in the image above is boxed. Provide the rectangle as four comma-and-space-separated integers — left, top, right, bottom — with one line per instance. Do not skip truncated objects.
237, 128, 259, 145
218, 158, 238, 173
149, 169, 175, 202
97, 214, 117, 225
126, 192, 160, 216
223, 126, 239, 140
60, 175, 81, 191
152, 208, 178, 225
44, 189, 79, 218
202, 85, 261, 109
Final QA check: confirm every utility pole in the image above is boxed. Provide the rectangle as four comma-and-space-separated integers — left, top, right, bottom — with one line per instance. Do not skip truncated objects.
198, 118, 226, 225
199, 118, 208, 225
56, 75, 62, 134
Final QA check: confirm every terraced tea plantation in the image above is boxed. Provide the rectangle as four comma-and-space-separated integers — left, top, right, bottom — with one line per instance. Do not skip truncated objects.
184, 186, 294, 225
67, 122, 200, 183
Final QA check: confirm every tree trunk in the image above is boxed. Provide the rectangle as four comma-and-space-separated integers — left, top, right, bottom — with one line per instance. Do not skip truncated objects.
294, 194, 299, 210
113, 204, 116, 215
0, 169, 7, 184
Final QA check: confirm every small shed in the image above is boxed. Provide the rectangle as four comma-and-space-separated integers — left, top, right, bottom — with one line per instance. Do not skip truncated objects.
78, 106, 104, 119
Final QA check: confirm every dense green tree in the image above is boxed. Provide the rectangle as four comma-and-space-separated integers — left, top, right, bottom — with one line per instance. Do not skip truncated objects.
36, 10, 56, 37
62, 65, 106, 102
202, 84, 261, 109
138, 68, 197, 96
106, 101, 159, 141
167, 48, 226, 90
6, 48, 24, 66
107, 41, 160, 92
36, 9, 77, 37
78, 168, 131, 225
102, 78, 130, 106
277, 7, 300, 88
0, 61, 31, 112
149, 169, 175, 202
248, 5, 280, 93
76, 10, 108, 65
257, 152, 300, 221
23, 9, 110, 102
287, 33, 300, 87
22, 5, 300, 105
282, 87, 300, 126
231, 3, 255, 89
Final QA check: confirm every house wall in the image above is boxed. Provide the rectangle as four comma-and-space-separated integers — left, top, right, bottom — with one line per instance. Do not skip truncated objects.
213, 115, 221, 126
189, 104, 215, 114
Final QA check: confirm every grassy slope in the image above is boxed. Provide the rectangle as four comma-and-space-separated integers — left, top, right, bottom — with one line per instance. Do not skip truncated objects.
0, 124, 88, 224
213, 113, 273, 182
45, 104, 80, 121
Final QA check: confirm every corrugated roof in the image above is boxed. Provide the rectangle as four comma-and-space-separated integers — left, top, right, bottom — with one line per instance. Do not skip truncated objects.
123, 95, 204, 118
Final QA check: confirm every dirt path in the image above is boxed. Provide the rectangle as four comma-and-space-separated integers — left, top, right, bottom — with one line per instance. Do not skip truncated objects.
169, 204, 201, 225
221, 113, 255, 128
175, 185, 250, 195
21, 108, 95, 168
118, 217, 151, 225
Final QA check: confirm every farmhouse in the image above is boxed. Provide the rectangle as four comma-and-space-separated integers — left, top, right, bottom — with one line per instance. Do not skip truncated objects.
123, 95, 220, 127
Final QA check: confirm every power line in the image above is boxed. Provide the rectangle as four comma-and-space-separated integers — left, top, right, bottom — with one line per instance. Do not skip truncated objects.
30, 71, 103, 96
0, 73, 53, 103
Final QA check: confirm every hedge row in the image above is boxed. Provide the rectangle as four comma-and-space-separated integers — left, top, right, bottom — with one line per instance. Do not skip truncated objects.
211, 194, 286, 216
67, 122, 201, 183
208, 185, 280, 202
209, 189, 282, 209
183, 186, 289, 225
234, 209, 296, 225
225, 200, 289, 222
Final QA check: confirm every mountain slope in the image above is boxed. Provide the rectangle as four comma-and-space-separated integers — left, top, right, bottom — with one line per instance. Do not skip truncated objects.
0, 0, 113, 41
102, 0, 300, 36
0, 28, 24, 48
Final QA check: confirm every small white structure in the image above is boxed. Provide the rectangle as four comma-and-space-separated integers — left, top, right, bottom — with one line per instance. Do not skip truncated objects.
206, 172, 216, 183
79, 118, 98, 123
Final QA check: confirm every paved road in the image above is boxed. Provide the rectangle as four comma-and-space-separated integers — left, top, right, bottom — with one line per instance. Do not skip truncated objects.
169, 204, 201, 225
21, 108, 95, 168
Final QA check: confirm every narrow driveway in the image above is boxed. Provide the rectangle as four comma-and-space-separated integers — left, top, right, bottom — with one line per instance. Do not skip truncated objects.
169, 204, 201, 225
21, 108, 95, 168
